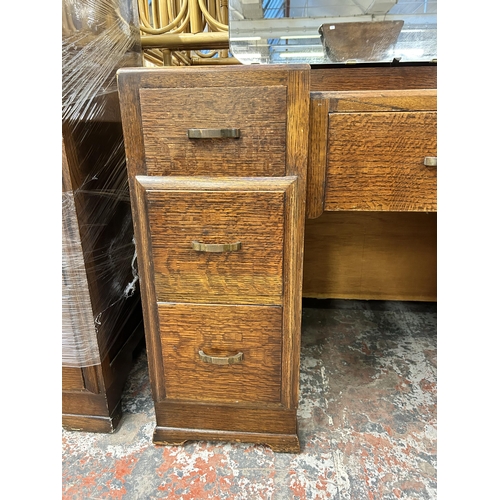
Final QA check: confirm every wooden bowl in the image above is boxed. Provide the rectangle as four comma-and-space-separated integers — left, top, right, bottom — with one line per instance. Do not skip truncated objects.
318, 21, 404, 62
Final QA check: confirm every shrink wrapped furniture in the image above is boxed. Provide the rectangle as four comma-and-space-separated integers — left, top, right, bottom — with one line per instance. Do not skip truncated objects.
62, 0, 144, 432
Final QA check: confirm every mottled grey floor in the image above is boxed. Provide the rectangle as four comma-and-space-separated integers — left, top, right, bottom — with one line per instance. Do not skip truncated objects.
63, 299, 437, 499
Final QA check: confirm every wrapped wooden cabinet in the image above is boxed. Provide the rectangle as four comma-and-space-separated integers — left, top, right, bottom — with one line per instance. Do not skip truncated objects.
117, 65, 310, 452
62, 119, 144, 433
62, 0, 144, 433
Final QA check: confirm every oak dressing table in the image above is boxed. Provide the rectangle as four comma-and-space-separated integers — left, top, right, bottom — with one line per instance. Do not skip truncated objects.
117, 62, 436, 452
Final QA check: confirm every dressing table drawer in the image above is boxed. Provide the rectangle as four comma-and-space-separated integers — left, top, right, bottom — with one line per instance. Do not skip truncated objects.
323, 90, 437, 212
139, 85, 288, 177
158, 302, 283, 405
135, 175, 298, 305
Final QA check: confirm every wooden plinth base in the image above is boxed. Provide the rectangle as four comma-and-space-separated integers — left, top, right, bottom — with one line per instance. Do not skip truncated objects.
62, 404, 122, 433
153, 426, 301, 453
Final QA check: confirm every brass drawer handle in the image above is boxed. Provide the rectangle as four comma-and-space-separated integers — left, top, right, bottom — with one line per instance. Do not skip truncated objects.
187, 128, 240, 139
192, 241, 241, 253
199, 350, 243, 365
424, 156, 437, 167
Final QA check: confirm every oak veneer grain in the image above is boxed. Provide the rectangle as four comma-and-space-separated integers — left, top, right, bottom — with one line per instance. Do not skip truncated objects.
118, 65, 297, 91
306, 94, 329, 218
135, 175, 296, 191
305, 74, 437, 300
135, 175, 300, 304
62, 367, 85, 391
154, 402, 297, 434
307, 89, 437, 217
146, 188, 285, 303
132, 176, 300, 411
118, 65, 309, 181
159, 303, 283, 405
320, 89, 437, 212
282, 68, 310, 410
140, 86, 287, 177
132, 176, 167, 402
310, 64, 437, 91
153, 428, 300, 453
326, 89, 437, 112
325, 110, 437, 212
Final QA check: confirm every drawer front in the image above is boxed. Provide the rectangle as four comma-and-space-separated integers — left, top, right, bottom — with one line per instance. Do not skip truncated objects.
136, 176, 297, 305
159, 303, 283, 405
324, 110, 437, 212
139, 86, 287, 177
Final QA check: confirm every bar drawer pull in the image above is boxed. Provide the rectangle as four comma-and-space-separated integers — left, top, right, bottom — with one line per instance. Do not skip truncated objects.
424, 156, 437, 167
198, 350, 244, 365
192, 241, 241, 253
187, 128, 240, 139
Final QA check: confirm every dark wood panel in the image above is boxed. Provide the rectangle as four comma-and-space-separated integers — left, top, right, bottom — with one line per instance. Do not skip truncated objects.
62, 313, 144, 432
310, 65, 437, 91
62, 391, 111, 417
62, 410, 121, 433
62, 50, 144, 434
99, 320, 146, 414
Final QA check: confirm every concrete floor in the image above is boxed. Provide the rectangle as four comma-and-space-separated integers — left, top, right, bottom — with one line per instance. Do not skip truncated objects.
62, 299, 437, 499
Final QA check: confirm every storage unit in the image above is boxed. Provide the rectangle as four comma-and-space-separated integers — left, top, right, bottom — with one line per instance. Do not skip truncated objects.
62, 120, 145, 432
303, 66, 437, 302
117, 65, 310, 452
62, 0, 145, 432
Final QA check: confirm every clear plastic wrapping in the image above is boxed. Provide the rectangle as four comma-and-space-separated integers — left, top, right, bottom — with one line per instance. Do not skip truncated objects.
62, 0, 143, 368
62, 0, 142, 121
62, 191, 101, 367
